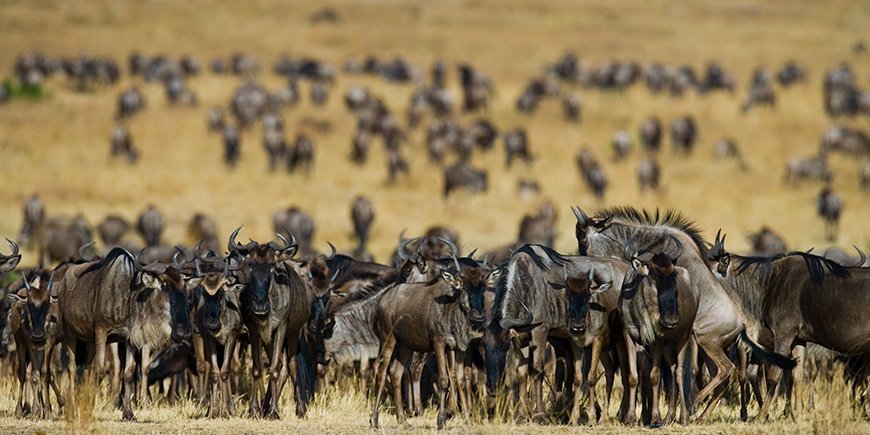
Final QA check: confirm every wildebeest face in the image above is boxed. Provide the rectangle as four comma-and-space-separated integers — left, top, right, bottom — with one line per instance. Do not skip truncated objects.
706, 229, 730, 278
442, 267, 501, 330
550, 269, 611, 335
138, 268, 191, 343
200, 272, 227, 333
644, 254, 680, 329
8, 273, 57, 346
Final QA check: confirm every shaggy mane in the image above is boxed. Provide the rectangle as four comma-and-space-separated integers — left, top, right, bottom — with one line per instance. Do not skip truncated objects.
735, 250, 851, 285
596, 206, 709, 258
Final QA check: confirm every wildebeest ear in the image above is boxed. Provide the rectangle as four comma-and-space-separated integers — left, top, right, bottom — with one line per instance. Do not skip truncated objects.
485, 269, 502, 287
277, 245, 299, 261
6, 293, 25, 304
591, 281, 612, 295
547, 281, 566, 291
49, 294, 58, 304
631, 259, 648, 276
440, 270, 461, 290
140, 272, 159, 289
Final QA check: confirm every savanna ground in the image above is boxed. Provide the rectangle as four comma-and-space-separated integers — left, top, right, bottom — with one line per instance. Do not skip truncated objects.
0, 0, 869, 432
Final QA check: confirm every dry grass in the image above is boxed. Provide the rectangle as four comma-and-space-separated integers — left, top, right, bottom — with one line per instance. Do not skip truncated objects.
0, 0, 869, 432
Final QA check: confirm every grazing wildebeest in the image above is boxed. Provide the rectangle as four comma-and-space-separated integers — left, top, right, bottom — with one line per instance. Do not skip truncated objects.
817, 186, 843, 241
443, 161, 488, 198
370, 253, 500, 429
228, 227, 313, 417
97, 215, 129, 248
187, 213, 220, 253
164, 75, 197, 106
137, 204, 164, 248
784, 152, 832, 183
287, 133, 315, 176
698, 62, 736, 94
116, 87, 145, 120
706, 233, 870, 419
19, 193, 45, 250
748, 226, 788, 256
498, 244, 625, 424
8, 270, 62, 418
54, 248, 191, 420
207, 107, 225, 132
639, 116, 662, 151
572, 206, 795, 421
637, 158, 661, 191
110, 124, 138, 164
612, 130, 632, 160
274, 207, 318, 259
670, 116, 696, 154
563, 94, 581, 123
504, 128, 533, 167
223, 125, 241, 168
40, 215, 94, 266
351, 196, 374, 252
576, 149, 608, 199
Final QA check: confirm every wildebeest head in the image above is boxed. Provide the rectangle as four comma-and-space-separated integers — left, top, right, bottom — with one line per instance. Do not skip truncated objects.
8, 271, 58, 346
0, 239, 21, 273
191, 254, 239, 335
438, 240, 500, 330
628, 236, 683, 329
548, 268, 611, 335
306, 251, 338, 338
133, 251, 192, 343
228, 226, 298, 316
572, 206, 611, 255
706, 229, 731, 278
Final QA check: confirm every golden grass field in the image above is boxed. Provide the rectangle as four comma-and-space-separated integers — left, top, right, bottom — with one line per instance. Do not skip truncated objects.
0, 0, 869, 432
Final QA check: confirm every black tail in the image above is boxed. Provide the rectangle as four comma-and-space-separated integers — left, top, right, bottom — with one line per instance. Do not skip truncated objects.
740, 330, 796, 369
295, 335, 317, 407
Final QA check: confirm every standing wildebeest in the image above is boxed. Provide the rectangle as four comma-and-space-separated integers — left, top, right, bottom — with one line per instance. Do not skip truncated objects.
748, 226, 787, 256
777, 61, 806, 86
287, 134, 315, 176
275, 207, 317, 259
137, 204, 164, 248
53, 248, 191, 420
310, 81, 330, 106
187, 213, 220, 253
40, 215, 93, 267
576, 149, 608, 199
223, 125, 241, 168
350, 129, 371, 164
498, 245, 625, 424
458, 64, 493, 112
8, 270, 62, 419
370, 254, 500, 429
785, 152, 832, 184
207, 107, 225, 132
637, 158, 661, 191
19, 193, 45, 250
741, 68, 776, 113
97, 215, 129, 248
504, 128, 533, 167
563, 94, 581, 123
387, 149, 410, 184
817, 186, 843, 241
707, 233, 870, 419
612, 130, 632, 161
110, 124, 138, 164
116, 87, 145, 120
443, 161, 488, 198
263, 125, 287, 172
572, 206, 795, 421
670, 116, 696, 154
227, 227, 312, 417
640, 116, 662, 152
231, 80, 268, 127
351, 196, 374, 254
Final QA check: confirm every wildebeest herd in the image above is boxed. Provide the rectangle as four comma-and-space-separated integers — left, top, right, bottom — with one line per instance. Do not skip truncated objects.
2, 23, 870, 429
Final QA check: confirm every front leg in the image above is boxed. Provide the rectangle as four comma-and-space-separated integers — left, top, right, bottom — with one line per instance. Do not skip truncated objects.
530, 327, 548, 421
121, 343, 138, 421
585, 337, 604, 425
139, 345, 151, 406
434, 338, 451, 429
248, 333, 263, 417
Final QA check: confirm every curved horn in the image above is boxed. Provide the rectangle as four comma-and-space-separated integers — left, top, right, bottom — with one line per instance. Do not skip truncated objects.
572, 206, 588, 227
172, 246, 186, 269
851, 245, 867, 267
194, 240, 204, 259
228, 226, 245, 254
223, 257, 229, 277
3, 238, 20, 258
282, 226, 297, 246
482, 255, 490, 270
668, 234, 683, 262
396, 236, 419, 262
438, 237, 461, 271
133, 249, 149, 272
78, 241, 96, 261
194, 258, 203, 277
22, 272, 31, 291
327, 241, 337, 259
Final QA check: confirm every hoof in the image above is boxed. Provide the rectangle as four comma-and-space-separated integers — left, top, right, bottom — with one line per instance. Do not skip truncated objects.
122, 410, 136, 421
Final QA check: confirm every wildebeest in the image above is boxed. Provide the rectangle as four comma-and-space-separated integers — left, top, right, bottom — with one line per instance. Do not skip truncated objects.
817, 186, 843, 241
274, 207, 317, 259
563, 94, 581, 123
116, 87, 145, 120
351, 196, 374, 253
670, 116, 697, 153
231, 80, 268, 127
504, 128, 533, 167
443, 161, 488, 198
706, 233, 870, 419
777, 61, 807, 86
19, 193, 45, 250
639, 116, 662, 151
637, 158, 661, 191
784, 152, 832, 183
40, 215, 94, 267
350, 129, 371, 164
748, 226, 788, 256
370, 253, 500, 429
287, 134, 315, 176
576, 149, 608, 199
97, 215, 129, 248
310, 81, 330, 106
458, 64, 493, 112
741, 68, 776, 113
612, 130, 632, 160
110, 124, 138, 164
821, 126, 870, 155
164, 75, 197, 106
263, 126, 287, 172
137, 204, 164, 248
187, 213, 220, 253
223, 125, 241, 168
386, 148, 409, 182
207, 107, 225, 132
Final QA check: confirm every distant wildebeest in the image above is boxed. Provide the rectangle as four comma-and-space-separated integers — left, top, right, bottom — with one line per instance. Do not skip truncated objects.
310, 81, 330, 106
698, 62, 735, 94
670, 116, 697, 153
741, 68, 776, 113
387, 149, 410, 184
350, 129, 371, 164
639, 116, 662, 151
563, 94, 581, 123
231, 80, 268, 127
19, 193, 45, 250
817, 186, 843, 241
207, 107, 225, 132
40, 215, 94, 267
748, 226, 787, 256
458, 64, 493, 112
861, 159, 870, 191
227, 227, 313, 417
517, 179, 541, 200
164, 75, 197, 106
612, 130, 632, 160
821, 126, 870, 155
784, 152, 832, 184
713, 138, 748, 170
824, 63, 860, 116
187, 213, 220, 253
54, 248, 191, 420
443, 161, 488, 198
137, 204, 164, 248
823, 246, 868, 268
504, 128, 533, 167
576, 148, 608, 199
223, 125, 241, 168
637, 157, 661, 191
275, 207, 317, 259
116, 87, 145, 120
351, 196, 374, 253
777, 61, 807, 87
287, 134, 315, 176
706, 233, 869, 420
110, 124, 138, 164
97, 215, 129, 248
263, 126, 287, 172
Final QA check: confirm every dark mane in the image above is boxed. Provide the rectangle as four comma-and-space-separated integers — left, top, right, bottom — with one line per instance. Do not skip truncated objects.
492, 265, 509, 323
76, 247, 133, 278
735, 251, 851, 285
512, 244, 567, 273
597, 206, 709, 258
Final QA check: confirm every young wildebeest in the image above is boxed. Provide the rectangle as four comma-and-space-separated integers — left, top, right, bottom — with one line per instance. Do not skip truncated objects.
498, 244, 624, 424
784, 153, 832, 184
370, 255, 500, 429
707, 233, 870, 420
572, 206, 795, 421
8, 271, 62, 418
817, 186, 843, 241
227, 227, 313, 418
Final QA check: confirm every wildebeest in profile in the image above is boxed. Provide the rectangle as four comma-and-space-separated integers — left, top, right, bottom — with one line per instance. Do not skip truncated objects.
817, 185, 843, 241
443, 161, 488, 198
777, 61, 806, 86
784, 152, 832, 184
562, 94, 581, 123
576, 148, 608, 199
40, 215, 94, 266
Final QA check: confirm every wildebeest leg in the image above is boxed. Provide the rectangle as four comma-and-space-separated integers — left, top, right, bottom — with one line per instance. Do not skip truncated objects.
621, 332, 639, 425
694, 338, 734, 421
208, 343, 221, 418
663, 346, 679, 423
139, 345, 151, 406
222, 335, 238, 416
755, 338, 795, 421
193, 334, 207, 404
529, 327, 548, 421
370, 333, 396, 429
584, 337, 604, 424
249, 333, 263, 417
31, 347, 48, 419
93, 330, 108, 386
748, 363, 764, 411
568, 341, 584, 424
109, 343, 122, 408
390, 345, 413, 427
406, 352, 424, 417
788, 344, 806, 419
434, 338, 451, 429
675, 341, 690, 424
121, 343, 137, 421
738, 346, 750, 421
514, 345, 530, 421
601, 350, 616, 424
265, 325, 289, 418
447, 350, 459, 416
453, 350, 470, 420
14, 338, 27, 417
